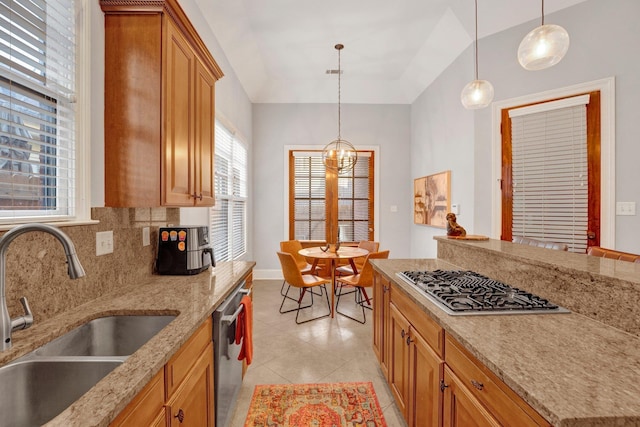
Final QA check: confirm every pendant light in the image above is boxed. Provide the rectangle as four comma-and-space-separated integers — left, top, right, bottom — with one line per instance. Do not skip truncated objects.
322, 44, 357, 174
461, 0, 494, 110
517, 0, 570, 70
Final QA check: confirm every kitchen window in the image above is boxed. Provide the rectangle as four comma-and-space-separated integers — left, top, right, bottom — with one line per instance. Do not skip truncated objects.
0, 0, 85, 224
211, 119, 247, 262
501, 92, 601, 253
288, 150, 374, 243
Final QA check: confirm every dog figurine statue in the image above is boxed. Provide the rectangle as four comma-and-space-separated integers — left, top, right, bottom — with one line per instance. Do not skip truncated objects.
446, 213, 466, 237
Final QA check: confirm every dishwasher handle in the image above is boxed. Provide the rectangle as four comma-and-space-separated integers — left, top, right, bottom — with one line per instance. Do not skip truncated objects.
221, 288, 251, 324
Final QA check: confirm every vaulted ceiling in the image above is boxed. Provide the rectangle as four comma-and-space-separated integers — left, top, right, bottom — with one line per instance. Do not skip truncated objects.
196, 0, 587, 104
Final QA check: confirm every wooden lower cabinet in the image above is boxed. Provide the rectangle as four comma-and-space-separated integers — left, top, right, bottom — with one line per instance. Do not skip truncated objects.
375, 277, 553, 427
110, 369, 166, 427
110, 318, 214, 427
388, 302, 443, 427
372, 272, 391, 378
442, 366, 500, 427
166, 344, 214, 426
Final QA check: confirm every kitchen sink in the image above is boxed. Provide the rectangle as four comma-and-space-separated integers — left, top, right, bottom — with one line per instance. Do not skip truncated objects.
0, 358, 123, 426
33, 315, 176, 357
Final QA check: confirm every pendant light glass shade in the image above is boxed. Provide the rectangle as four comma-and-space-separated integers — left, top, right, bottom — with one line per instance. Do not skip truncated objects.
460, 79, 494, 109
461, 0, 493, 110
323, 44, 357, 174
518, 24, 570, 70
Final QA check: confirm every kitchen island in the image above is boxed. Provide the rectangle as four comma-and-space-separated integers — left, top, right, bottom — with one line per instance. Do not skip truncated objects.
370, 238, 640, 427
0, 260, 255, 427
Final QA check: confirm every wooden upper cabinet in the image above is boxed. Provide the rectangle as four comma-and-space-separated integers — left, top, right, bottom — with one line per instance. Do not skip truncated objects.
100, 0, 223, 208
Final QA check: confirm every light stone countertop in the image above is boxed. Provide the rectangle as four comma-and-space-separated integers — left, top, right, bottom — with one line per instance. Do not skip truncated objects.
371, 258, 640, 427
0, 260, 255, 427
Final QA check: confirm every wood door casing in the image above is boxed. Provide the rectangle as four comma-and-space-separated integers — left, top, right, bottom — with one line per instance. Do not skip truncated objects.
500, 91, 601, 249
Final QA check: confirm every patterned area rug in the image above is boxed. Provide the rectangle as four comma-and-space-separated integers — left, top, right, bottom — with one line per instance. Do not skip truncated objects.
244, 382, 388, 427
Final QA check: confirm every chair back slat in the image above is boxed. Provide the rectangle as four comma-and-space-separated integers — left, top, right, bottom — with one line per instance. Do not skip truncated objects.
358, 240, 380, 253
277, 251, 306, 288
356, 250, 389, 287
280, 240, 308, 270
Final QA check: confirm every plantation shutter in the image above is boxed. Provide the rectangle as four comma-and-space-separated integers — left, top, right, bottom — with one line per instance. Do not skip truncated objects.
338, 152, 372, 242
292, 151, 326, 241
211, 120, 247, 262
231, 142, 247, 258
0, 0, 76, 219
509, 94, 589, 253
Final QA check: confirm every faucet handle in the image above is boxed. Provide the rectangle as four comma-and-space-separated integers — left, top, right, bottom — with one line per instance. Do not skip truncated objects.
11, 297, 34, 332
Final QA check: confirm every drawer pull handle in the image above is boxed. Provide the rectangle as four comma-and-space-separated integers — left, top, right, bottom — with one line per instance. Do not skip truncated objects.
471, 379, 484, 390
175, 408, 185, 423
440, 380, 449, 392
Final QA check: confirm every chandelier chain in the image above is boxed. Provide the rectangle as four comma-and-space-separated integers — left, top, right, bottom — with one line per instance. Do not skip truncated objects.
474, 0, 478, 80
337, 45, 342, 140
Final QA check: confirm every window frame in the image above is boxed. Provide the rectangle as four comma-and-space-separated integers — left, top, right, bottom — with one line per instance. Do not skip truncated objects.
285, 145, 379, 244
0, 0, 93, 229
491, 77, 615, 248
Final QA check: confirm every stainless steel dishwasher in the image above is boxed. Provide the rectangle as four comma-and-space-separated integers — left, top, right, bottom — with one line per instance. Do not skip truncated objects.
212, 280, 250, 427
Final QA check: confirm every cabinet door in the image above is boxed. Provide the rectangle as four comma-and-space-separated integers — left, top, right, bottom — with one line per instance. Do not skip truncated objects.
442, 366, 500, 427
109, 369, 165, 427
167, 343, 215, 427
388, 302, 410, 421
194, 59, 216, 207
372, 273, 385, 366
163, 19, 194, 206
409, 327, 443, 427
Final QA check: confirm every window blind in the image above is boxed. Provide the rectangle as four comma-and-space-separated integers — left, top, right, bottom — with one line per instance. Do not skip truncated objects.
338, 152, 372, 242
290, 150, 373, 242
211, 119, 247, 262
0, 0, 76, 220
293, 152, 326, 241
509, 95, 589, 253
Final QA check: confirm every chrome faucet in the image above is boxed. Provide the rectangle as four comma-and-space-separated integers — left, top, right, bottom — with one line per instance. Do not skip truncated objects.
0, 223, 86, 351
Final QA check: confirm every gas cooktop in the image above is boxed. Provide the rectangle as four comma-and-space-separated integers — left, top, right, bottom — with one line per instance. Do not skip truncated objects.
396, 270, 569, 316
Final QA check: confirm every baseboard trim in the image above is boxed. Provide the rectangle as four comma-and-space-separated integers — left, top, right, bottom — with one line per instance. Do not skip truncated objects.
254, 269, 283, 280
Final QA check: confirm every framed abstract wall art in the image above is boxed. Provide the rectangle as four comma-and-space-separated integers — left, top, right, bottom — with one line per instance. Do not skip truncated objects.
413, 170, 451, 228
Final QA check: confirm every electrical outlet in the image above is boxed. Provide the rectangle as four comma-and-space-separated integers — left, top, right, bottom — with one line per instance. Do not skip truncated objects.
96, 231, 114, 256
616, 202, 636, 216
390, 205, 398, 212
451, 204, 460, 215
142, 227, 150, 246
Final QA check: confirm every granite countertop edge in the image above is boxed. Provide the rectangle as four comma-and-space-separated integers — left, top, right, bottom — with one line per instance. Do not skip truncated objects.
1, 260, 255, 427
371, 258, 640, 427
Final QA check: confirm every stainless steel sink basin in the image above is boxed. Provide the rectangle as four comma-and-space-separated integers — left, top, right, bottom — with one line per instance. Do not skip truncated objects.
0, 358, 123, 427
34, 315, 176, 357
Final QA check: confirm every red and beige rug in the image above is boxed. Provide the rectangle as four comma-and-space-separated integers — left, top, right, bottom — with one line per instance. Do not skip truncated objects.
244, 382, 388, 427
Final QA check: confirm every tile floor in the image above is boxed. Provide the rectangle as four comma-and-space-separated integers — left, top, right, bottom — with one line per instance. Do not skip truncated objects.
228, 279, 406, 427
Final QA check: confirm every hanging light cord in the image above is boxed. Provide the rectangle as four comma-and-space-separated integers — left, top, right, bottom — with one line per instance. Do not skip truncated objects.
336, 44, 343, 141
474, 0, 479, 80
541, 0, 545, 25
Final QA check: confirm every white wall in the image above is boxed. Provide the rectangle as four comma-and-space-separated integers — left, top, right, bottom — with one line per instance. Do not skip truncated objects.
411, 0, 640, 255
252, 103, 412, 275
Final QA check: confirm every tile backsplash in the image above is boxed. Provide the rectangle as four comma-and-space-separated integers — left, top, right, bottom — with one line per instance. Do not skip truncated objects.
2, 207, 179, 323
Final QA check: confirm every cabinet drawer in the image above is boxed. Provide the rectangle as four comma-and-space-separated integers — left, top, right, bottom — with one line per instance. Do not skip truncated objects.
110, 369, 165, 427
166, 317, 212, 398
445, 335, 551, 427
391, 282, 444, 357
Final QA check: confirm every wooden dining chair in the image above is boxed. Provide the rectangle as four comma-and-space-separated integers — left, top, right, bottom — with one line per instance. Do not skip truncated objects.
277, 252, 331, 324
279, 240, 318, 297
335, 250, 389, 324
336, 240, 380, 276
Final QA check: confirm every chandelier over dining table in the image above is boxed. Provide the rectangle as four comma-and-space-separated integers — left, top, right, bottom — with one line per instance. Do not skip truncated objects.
322, 43, 357, 174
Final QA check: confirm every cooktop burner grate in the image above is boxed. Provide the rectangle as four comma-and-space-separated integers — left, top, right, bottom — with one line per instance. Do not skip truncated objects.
397, 270, 569, 316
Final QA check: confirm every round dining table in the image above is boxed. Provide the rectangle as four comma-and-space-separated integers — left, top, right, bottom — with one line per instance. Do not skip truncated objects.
298, 246, 369, 317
